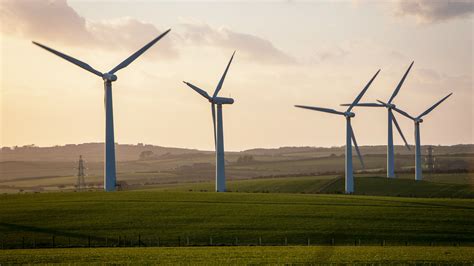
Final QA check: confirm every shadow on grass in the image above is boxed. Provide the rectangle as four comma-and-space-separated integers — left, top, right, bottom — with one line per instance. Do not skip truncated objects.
0, 222, 103, 241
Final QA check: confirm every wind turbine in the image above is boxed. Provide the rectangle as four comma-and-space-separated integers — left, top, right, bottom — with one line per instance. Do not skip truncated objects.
183, 51, 236, 192
33, 29, 171, 192
341, 62, 414, 178
378, 92, 452, 181
295, 69, 380, 193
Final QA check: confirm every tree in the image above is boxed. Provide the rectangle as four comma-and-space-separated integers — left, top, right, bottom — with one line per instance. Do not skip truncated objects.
139, 150, 154, 160
236, 155, 255, 164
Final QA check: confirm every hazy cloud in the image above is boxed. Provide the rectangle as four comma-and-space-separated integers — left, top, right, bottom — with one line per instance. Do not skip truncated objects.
395, 0, 474, 23
313, 45, 349, 63
0, 0, 295, 64
180, 21, 296, 64
0, 0, 178, 58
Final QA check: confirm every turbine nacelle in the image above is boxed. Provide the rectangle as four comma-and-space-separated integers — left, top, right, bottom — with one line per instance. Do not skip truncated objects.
386, 103, 396, 109
344, 112, 355, 118
211, 97, 234, 105
415, 118, 423, 123
102, 73, 118, 82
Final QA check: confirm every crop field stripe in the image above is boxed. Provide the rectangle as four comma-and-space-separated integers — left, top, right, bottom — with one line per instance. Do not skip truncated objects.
0, 246, 473, 264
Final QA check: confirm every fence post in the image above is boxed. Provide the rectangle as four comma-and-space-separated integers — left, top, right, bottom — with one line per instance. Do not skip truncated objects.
235, 237, 238, 246
209, 236, 213, 246
68, 237, 71, 247
331, 238, 334, 246
186, 236, 190, 246
118, 236, 121, 247
307, 237, 310, 246
259, 237, 262, 246
284, 237, 288, 246
52, 236, 55, 248
157, 237, 160, 247
178, 236, 181, 247
33, 238, 36, 249
88, 236, 91, 248
381, 240, 385, 246
105, 237, 108, 247
405, 241, 408, 246
22, 237, 25, 249
358, 239, 361, 246
138, 234, 141, 247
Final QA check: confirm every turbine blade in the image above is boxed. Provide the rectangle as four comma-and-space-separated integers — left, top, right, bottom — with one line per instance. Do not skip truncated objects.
388, 61, 414, 104
377, 99, 416, 120
109, 29, 171, 74
391, 106, 415, 121
340, 103, 384, 107
211, 103, 217, 149
392, 111, 411, 151
32, 41, 103, 77
294, 105, 345, 116
350, 124, 365, 169
417, 93, 453, 119
376, 99, 389, 107
213, 51, 235, 98
347, 69, 381, 112
183, 81, 211, 100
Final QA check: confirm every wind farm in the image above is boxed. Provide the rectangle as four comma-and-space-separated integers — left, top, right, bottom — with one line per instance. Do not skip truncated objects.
0, 0, 472, 264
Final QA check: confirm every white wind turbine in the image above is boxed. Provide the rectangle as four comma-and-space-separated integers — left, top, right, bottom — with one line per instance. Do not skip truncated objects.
378, 92, 452, 181
183, 51, 236, 192
295, 70, 380, 193
33, 29, 171, 192
341, 62, 414, 178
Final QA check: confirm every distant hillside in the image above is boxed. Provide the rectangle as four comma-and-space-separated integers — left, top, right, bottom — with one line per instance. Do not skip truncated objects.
0, 143, 472, 162
243, 144, 474, 157
0, 143, 210, 162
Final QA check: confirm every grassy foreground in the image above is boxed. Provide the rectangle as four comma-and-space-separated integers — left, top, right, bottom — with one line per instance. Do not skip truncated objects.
1, 191, 473, 247
148, 174, 474, 198
0, 246, 473, 264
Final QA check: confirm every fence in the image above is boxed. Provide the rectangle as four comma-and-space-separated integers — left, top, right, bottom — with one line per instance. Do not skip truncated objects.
0, 235, 471, 249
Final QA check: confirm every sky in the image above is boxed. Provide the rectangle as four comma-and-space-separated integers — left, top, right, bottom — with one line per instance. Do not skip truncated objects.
0, 0, 473, 151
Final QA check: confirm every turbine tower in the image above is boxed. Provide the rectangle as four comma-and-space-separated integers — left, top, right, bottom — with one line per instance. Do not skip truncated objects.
183, 51, 236, 192
341, 62, 413, 178
378, 92, 452, 181
33, 29, 171, 192
295, 69, 380, 193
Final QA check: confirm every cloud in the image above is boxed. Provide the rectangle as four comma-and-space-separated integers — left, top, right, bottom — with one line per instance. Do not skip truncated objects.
0, 0, 295, 64
313, 45, 349, 63
394, 0, 474, 23
0, 0, 178, 58
179, 21, 296, 65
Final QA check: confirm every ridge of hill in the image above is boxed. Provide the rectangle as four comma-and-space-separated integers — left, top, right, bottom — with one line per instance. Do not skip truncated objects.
1, 143, 473, 162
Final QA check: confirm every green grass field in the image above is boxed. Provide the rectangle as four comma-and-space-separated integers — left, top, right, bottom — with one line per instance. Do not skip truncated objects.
1, 191, 473, 248
1, 246, 473, 264
147, 174, 474, 198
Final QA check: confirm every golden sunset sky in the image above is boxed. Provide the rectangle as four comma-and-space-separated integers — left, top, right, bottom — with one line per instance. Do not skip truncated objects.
1, 0, 472, 151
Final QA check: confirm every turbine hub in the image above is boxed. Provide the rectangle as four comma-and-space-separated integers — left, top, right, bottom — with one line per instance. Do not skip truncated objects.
212, 97, 234, 105
103, 73, 118, 82
345, 112, 355, 118
416, 118, 423, 123
387, 103, 396, 109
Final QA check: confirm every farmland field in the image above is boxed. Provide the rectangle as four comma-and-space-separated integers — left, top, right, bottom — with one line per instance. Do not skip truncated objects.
0, 246, 473, 264
1, 191, 473, 248
147, 174, 474, 198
